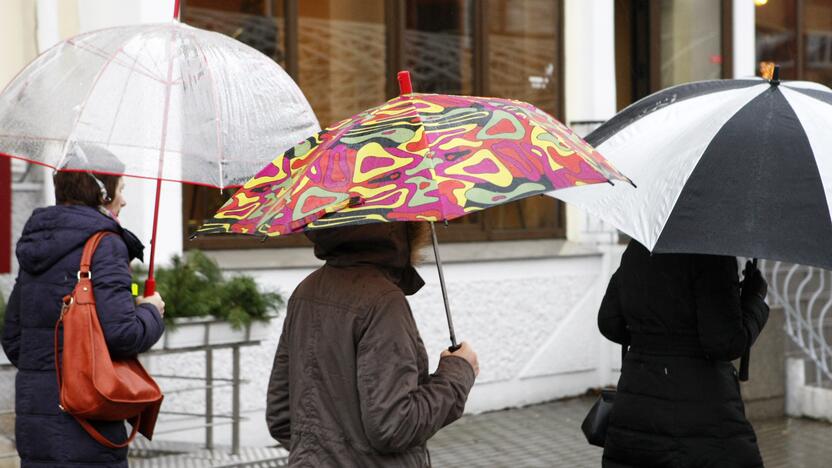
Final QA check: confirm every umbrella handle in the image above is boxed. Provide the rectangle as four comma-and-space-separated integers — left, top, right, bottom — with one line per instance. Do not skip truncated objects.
144, 277, 156, 297
430, 222, 460, 350
739, 348, 750, 381
738, 257, 759, 382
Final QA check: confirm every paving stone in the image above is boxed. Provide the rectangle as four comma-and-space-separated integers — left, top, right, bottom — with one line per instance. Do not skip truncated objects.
429, 396, 832, 467
1, 395, 809, 467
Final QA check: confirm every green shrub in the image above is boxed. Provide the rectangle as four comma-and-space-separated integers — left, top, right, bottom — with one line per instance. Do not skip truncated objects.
133, 250, 284, 328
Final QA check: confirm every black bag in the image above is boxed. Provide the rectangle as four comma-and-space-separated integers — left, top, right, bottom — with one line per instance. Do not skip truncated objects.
581, 345, 626, 447
581, 389, 615, 447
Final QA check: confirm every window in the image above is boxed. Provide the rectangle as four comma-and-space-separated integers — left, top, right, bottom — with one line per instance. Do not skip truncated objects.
616, 0, 733, 108
297, 1, 387, 131
804, 0, 832, 86
756, 0, 799, 79
659, 0, 724, 87
183, 0, 565, 249
756, 0, 832, 87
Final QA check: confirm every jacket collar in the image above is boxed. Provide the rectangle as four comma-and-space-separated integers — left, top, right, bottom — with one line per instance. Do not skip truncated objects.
306, 223, 425, 295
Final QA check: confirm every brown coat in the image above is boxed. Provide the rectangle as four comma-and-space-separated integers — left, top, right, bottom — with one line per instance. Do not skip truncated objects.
266, 223, 476, 467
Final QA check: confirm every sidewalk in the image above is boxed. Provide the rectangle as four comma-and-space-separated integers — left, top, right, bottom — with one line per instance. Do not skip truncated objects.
428, 396, 832, 467
127, 395, 832, 467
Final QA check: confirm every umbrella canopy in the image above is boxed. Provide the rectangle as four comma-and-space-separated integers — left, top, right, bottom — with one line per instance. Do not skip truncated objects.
197, 92, 630, 237
0, 21, 319, 188
0, 20, 320, 294
196, 71, 631, 350
551, 73, 832, 270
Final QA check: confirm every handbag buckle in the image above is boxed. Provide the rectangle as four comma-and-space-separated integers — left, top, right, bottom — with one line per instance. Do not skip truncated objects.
60, 297, 73, 319
77, 271, 92, 280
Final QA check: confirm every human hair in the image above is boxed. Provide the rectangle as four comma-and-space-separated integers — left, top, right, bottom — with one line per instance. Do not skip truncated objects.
407, 222, 432, 265
53, 145, 124, 207
53, 172, 121, 207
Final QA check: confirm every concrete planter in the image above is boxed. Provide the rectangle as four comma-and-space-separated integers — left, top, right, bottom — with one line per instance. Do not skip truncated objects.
152, 316, 273, 350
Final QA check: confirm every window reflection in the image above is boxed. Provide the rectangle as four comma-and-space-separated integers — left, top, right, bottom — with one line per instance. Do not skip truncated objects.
488, 0, 559, 115
756, 0, 798, 79
660, 0, 722, 87
804, 0, 832, 87
404, 0, 474, 95
298, 1, 387, 128
186, 0, 285, 66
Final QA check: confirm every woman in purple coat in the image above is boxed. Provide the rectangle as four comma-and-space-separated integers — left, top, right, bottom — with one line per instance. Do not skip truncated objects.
1, 159, 166, 467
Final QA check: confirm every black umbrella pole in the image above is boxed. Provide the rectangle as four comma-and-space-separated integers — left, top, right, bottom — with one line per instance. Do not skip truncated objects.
739, 258, 759, 382
430, 222, 460, 352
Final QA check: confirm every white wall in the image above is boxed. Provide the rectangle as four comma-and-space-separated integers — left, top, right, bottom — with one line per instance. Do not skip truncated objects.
148, 249, 618, 447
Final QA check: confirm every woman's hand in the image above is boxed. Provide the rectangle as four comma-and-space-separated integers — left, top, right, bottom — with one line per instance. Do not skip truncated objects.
137, 292, 165, 317
741, 261, 767, 301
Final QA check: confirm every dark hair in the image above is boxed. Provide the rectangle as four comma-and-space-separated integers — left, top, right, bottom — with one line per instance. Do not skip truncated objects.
54, 145, 125, 207
54, 172, 121, 207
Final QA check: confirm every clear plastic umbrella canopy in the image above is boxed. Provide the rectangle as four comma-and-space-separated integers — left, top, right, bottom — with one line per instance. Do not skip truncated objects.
0, 21, 320, 188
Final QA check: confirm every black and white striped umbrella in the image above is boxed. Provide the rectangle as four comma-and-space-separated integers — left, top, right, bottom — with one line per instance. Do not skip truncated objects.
552, 73, 832, 269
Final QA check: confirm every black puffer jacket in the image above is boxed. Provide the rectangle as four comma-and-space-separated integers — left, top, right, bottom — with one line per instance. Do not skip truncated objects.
599, 241, 768, 468
266, 223, 476, 467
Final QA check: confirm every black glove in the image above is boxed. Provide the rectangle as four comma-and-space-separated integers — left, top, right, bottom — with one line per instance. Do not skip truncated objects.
741, 260, 767, 302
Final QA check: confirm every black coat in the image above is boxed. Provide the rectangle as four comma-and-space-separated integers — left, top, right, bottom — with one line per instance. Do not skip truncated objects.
1, 205, 165, 467
598, 241, 768, 468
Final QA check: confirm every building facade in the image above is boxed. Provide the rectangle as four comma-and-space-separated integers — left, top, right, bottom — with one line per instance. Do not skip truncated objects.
2, 0, 814, 449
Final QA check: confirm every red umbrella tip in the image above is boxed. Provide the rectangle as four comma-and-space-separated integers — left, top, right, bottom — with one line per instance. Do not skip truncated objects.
397, 71, 413, 95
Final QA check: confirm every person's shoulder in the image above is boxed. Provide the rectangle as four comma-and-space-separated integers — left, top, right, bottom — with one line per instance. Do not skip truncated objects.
93, 231, 129, 260
293, 265, 402, 311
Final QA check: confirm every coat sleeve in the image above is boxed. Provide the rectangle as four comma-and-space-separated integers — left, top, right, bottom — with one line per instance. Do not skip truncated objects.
92, 235, 165, 358
357, 291, 476, 454
266, 310, 292, 449
598, 270, 630, 346
1, 281, 22, 367
694, 256, 769, 361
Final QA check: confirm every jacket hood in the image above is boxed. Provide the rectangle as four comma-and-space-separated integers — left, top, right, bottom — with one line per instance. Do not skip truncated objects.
306, 222, 425, 295
16, 205, 123, 275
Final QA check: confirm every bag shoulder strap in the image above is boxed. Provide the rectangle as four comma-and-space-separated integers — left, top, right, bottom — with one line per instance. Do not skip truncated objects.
79, 231, 114, 275
73, 414, 141, 449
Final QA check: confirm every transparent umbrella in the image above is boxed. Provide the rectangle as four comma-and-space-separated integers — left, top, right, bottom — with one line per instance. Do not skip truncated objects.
0, 12, 320, 293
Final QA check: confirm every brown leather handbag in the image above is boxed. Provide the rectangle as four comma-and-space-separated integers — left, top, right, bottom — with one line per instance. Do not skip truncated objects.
54, 231, 164, 448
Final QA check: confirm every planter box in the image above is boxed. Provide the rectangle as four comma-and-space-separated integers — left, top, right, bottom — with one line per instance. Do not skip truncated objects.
151, 316, 275, 351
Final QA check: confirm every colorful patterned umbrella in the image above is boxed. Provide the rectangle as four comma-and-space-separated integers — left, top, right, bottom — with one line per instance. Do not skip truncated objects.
198, 86, 629, 238
197, 72, 631, 349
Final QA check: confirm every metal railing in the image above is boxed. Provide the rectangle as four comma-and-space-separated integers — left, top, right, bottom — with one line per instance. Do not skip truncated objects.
145, 340, 261, 455
760, 260, 832, 387
0, 340, 260, 462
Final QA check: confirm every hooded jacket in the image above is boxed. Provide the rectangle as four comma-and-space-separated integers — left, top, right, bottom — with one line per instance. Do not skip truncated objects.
1, 205, 164, 468
266, 223, 476, 467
